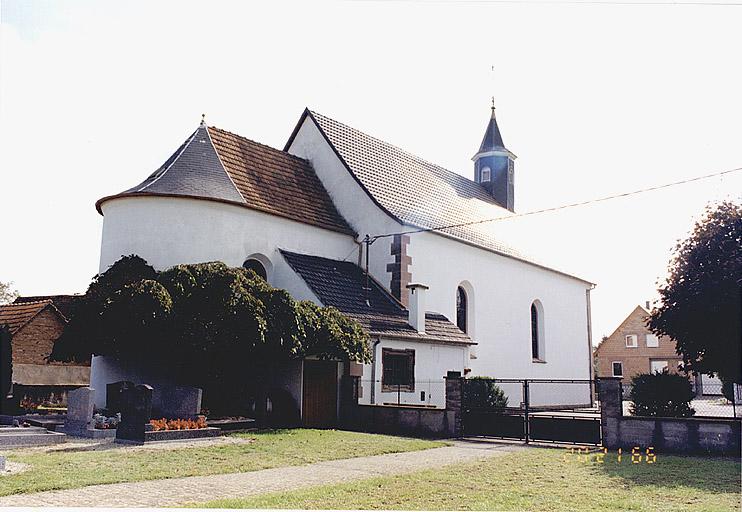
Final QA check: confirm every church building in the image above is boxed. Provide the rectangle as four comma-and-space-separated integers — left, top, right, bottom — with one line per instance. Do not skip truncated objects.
93, 106, 594, 424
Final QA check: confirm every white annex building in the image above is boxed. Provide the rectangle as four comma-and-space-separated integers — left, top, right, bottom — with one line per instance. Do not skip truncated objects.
94, 107, 594, 424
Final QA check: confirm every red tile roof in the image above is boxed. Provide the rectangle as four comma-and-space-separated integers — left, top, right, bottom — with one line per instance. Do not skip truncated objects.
0, 300, 57, 334
208, 126, 354, 235
97, 124, 355, 236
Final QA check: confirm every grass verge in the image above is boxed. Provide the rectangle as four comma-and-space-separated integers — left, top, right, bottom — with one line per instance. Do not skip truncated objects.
0, 429, 443, 496
199, 447, 741, 511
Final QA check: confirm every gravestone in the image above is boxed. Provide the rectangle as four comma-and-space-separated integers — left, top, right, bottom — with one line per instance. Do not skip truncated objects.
115, 384, 153, 443
106, 380, 134, 415
152, 385, 203, 419
0, 455, 5, 472
63, 387, 94, 435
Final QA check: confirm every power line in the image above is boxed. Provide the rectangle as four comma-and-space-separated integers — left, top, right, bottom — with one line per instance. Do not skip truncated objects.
368, 166, 742, 242
350, 0, 742, 5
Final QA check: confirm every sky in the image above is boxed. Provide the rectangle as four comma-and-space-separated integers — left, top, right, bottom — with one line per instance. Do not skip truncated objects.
1, 0, 741, 341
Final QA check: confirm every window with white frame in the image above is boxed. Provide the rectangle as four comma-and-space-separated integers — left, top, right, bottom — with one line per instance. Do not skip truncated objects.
612, 361, 623, 377
531, 300, 545, 361
645, 334, 659, 347
480, 166, 491, 182
625, 334, 638, 348
650, 360, 668, 374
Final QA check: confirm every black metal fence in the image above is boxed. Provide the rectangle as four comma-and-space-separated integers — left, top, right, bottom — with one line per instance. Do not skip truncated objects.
462, 378, 601, 445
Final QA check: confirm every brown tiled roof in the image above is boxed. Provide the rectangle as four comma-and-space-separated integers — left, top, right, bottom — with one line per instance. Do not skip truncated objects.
96, 124, 354, 236
281, 250, 473, 345
13, 295, 82, 320
287, 109, 592, 284
0, 301, 59, 334
207, 127, 354, 235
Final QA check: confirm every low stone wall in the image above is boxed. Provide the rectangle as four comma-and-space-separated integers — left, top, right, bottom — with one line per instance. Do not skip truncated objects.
341, 404, 457, 438
340, 372, 463, 438
598, 377, 741, 456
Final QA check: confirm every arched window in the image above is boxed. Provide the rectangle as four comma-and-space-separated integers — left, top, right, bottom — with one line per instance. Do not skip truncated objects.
243, 259, 267, 280
456, 286, 467, 333
531, 300, 545, 361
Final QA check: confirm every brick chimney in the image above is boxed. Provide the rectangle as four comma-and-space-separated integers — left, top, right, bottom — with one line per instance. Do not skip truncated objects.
406, 283, 429, 333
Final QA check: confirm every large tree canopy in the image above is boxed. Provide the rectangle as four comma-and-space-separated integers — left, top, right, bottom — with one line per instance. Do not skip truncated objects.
53, 256, 371, 370
648, 201, 742, 384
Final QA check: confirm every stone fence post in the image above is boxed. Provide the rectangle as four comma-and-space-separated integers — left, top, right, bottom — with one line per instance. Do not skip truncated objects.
445, 371, 463, 437
597, 377, 622, 449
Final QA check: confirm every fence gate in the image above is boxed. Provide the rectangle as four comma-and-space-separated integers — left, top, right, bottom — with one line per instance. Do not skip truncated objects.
462, 378, 601, 445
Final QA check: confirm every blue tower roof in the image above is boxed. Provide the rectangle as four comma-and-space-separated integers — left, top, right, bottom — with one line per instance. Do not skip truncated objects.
477, 106, 508, 153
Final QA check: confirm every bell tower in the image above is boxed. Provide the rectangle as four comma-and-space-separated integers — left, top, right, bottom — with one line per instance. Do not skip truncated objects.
472, 101, 516, 212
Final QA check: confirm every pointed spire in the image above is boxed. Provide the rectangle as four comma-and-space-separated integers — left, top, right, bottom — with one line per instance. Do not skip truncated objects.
478, 101, 506, 153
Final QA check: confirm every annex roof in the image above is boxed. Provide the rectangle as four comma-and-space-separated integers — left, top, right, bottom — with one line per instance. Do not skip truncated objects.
96, 123, 354, 236
286, 109, 592, 285
280, 250, 473, 345
0, 300, 64, 334
13, 295, 82, 320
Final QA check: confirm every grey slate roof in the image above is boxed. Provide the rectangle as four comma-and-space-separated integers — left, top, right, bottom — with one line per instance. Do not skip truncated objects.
280, 250, 473, 345
121, 125, 245, 203
478, 108, 508, 153
286, 109, 592, 284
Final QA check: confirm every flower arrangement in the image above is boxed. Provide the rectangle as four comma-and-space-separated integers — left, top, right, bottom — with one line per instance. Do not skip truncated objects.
148, 417, 208, 431
93, 413, 121, 429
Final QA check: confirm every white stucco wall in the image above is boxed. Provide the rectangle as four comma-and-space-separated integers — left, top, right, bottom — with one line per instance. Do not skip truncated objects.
286, 114, 593, 390
358, 338, 468, 409
286, 117, 401, 290
410, 230, 592, 382
99, 196, 354, 302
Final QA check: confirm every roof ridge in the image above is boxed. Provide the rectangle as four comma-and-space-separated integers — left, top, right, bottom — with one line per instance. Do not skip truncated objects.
204, 126, 247, 205
208, 125, 311, 165
308, 109, 500, 203
4, 299, 53, 307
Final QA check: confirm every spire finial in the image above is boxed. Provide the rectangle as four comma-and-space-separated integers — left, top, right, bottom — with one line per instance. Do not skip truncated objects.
490, 97, 496, 118
200, 113, 206, 127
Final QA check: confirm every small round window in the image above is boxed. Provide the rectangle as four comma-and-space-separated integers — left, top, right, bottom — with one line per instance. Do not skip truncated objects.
243, 259, 267, 280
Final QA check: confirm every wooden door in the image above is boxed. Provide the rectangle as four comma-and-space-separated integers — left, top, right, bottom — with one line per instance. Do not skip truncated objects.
302, 360, 338, 428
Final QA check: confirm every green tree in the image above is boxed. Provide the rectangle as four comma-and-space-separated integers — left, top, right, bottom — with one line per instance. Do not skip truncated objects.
0, 281, 18, 304
52, 255, 157, 362
53, 256, 371, 415
648, 201, 742, 384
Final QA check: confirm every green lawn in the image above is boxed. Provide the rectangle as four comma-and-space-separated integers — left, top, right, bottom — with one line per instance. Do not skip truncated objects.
0, 429, 443, 496
200, 447, 742, 512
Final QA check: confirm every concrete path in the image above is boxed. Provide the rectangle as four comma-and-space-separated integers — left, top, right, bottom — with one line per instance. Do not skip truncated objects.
0, 439, 521, 508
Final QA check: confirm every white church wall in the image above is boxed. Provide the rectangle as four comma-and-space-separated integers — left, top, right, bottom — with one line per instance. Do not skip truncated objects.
409, 230, 592, 384
99, 196, 355, 303
285, 116, 401, 292
357, 338, 468, 409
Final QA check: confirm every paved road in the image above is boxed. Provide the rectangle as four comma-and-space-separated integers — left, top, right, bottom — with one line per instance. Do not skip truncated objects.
0, 439, 521, 508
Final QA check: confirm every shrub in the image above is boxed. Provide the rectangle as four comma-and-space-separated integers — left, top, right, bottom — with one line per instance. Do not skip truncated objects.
464, 377, 508, 410
629, 372, 695, 417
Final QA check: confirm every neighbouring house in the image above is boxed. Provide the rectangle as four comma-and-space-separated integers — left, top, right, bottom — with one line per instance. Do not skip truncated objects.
594, 304, 682, 386
0, 296, 89, 414
92, 106, 595, 426
594, 303, 729, 397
